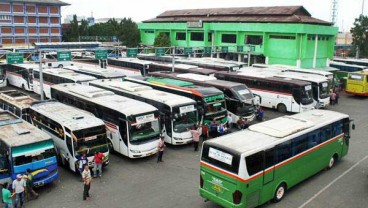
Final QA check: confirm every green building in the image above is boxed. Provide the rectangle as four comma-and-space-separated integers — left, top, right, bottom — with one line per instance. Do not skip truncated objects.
138, 6, 338, 68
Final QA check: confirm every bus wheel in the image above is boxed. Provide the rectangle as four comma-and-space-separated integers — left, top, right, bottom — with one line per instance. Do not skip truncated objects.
21, 84, 25, 90
277, 104, 287, 113
108, 141, 114, 153
328, 154, 337, 169
273, 183, 286, 203
58, 64, 63, 68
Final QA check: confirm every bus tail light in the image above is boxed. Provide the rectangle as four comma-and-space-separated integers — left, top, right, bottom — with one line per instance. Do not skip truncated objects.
232, 190, 242, 205
200, 175, 204, 188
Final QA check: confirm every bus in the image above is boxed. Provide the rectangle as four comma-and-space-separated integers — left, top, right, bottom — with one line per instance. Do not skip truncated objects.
0, 90, 36, 121
200, 110, 352, 208
148, 72, 258, 124
238, 69, 330, 108
29, 100, 109, 172
33, 66, 97, 99
5, 64, 34, 91
329, 61, 367, 80
214, 71, 314, 113
149, 62, 217, 76
345, 70, 368, 96
0, 63, 6, 88
90, 79, 198, 145
124, 76, 228, 125
0, 111, 59, 187
64, 65, 126, 80
51, 84, 161, 158
333, 57, 368, 68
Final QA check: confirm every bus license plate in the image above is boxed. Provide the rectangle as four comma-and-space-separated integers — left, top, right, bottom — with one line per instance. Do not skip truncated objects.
212, 184, 223, 193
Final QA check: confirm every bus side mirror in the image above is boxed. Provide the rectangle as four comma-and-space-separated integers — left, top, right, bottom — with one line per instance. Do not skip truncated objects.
352, 124, 355, 130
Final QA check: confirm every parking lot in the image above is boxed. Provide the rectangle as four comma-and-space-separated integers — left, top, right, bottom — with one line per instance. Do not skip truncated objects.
3, 86, 367, 208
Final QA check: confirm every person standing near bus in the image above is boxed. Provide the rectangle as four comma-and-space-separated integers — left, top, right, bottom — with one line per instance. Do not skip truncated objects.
82, 164, 92, 200
2, 182, 14, 208
93, 152, 104, 178
190, 125, 200, 151
227, 114, 233, 129
25, 169, 39, 201
157, 136, 165, 163
201, 124, 209, 141
12, 174, 26, 208
78, 153, 88, 180
209, 119, 217, 138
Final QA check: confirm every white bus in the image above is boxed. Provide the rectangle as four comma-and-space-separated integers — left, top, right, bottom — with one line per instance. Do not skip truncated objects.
33, 67, 97, 99
4, 64, 34, 91
29, 100, 110, 172
0, 63, 6, 87
0, 90, 36, 121
89, 79, 199, 145
238, 68, 330, 108
215, 71, 314, 113
63, 65, 126, 80
51, 83, 161, 158
200, 110, 352, 207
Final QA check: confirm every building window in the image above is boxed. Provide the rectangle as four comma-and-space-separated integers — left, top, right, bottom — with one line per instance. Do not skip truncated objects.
307, 35, 316, 40
38, 6, 48, 14
245, 35, 263, 45
269, 35, 296, 40
0, 4, 11, 12
222, 34, 237, 43
0, 15, 11, 21
13, 16, 24, 24
144, 30, 154, 34
50, 17, 59, 24
26, 5, 36, 13
176, 32, 186, 41
13, 4, 23, 13
50, 6, 59, 14
208, 33, 212, 42
190, 32, 204, 41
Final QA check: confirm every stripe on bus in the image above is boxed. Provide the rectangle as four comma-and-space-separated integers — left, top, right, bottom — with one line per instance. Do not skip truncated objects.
200, 133, 345, 184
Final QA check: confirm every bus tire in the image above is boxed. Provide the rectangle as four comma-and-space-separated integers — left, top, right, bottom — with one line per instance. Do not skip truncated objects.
277, 104, 287, 113
108, 141, 115, 153
21, 84, 25, 90
273, 183, 287, 203
328, 154, 338, 169
58, 64, 63, 68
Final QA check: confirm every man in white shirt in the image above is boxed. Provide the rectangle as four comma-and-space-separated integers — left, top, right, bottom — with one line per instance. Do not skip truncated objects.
227, 114, 233, 129
13, 174, 26, 208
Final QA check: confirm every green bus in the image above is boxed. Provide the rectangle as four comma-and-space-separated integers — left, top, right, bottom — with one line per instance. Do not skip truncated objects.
199, 110, 353, 208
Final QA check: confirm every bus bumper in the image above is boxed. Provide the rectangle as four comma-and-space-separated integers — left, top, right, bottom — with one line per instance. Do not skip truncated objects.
200, 188, 241, 208
33, 170, 59, 187
130, 148, 158, 158
345, 90, 368, 96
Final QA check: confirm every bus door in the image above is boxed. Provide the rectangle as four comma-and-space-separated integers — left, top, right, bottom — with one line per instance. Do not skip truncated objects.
118, 119, 128, 156
0, 150, 11, 184
263, 148, 275, 185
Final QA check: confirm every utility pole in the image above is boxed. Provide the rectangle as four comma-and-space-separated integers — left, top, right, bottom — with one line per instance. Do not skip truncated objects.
362, 0, 365, 15
331, 0, 338, 25
172, 46, 175, 72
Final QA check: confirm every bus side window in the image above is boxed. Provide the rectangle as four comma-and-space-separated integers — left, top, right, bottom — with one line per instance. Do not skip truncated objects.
245, 152, 264, 176
291, 135, 308, 156
292, 88, 301, 104
343, 118, 350, 136
308, 130, 321, 148
331, 121, 343, 137
264, 148, 275, 169
66, 135, 74, 156
320, 125, 332, 142
275, 141, 291, 164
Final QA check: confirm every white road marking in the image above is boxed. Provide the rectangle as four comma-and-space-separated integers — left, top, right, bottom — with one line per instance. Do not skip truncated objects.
298, 155, 368, 208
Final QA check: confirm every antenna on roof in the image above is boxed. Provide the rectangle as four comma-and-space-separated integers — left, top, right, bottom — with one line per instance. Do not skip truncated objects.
330, 0, 338, 25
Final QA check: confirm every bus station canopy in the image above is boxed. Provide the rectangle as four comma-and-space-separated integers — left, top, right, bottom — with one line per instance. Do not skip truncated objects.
33, 42, 102, 51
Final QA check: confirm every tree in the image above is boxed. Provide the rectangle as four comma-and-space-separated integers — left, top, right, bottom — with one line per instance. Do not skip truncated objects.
350, 15, 368, 58
154, 33, 171, 47
119, 18, 141, 47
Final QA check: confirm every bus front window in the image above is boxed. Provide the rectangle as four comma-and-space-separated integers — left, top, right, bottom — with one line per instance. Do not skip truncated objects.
205, 101, 226, 116
232, 86, 254, 101
130, 120, 160, 144
173, 107, 198, 133
73, 125, 109, 157
13, 148, 56, 166
301, 85, 313, 105
319, 82, 330, 99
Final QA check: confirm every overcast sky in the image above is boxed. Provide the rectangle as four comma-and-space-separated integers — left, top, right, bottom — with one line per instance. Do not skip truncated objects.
61, 0, 367, 31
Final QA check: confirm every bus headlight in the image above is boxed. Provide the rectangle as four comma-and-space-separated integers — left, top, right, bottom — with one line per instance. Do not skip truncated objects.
130, 150, 141, 153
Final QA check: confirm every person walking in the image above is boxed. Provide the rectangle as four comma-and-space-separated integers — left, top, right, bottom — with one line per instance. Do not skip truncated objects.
330, 90, 336, 105
2, 182, 14, 208
201, 124, 209, 142
335, 90, 339, 105
12, 174, 26, 208
25, 169, 39, 201
93, 152, 104, 178
227, 114, 233, 129
190, 125, 200, 151
157, 136, 165, 163
82, 164, 92, 200
209, 119, 217, 138
78, 154, 88, 180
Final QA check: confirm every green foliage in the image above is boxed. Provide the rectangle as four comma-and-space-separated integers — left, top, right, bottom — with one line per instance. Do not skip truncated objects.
62, 16, 141, 47
350, 15, 368, 57
154, 33, 171, 47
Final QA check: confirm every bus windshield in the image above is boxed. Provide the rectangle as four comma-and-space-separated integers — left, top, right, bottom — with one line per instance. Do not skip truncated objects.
73, 125, 108, 157
13, 148, 56, 166
301, 85, 314, 105
231, 85, 254, 101
0, 68, 5, 80
348, 73, 364, 81
319, 82, 330, 99
205, 100, 226, 116
172, 105, 198, 133
130, 120, 160, 144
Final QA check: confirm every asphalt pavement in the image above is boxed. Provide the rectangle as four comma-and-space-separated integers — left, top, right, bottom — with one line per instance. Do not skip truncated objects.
2, 86, 368, 208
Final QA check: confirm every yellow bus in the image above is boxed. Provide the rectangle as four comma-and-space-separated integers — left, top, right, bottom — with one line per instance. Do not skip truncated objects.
345, 70, 368, 96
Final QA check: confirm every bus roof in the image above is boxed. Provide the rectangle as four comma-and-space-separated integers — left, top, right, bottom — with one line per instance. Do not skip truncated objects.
111, 58, 151, 65
51, 83, 158, 116
64, 65, 126, 79
30, 100, 104, 131
0, 111, 51, 147
273, 72, 329, 83
0, 90, 37, 109
205, 110, 348, 155
330, 61, 367, 69
125, 76, 223, 97
34, 68, 97, 82
215, 71, 312, 87
90, 79, 196, 107
333, 58, 368, 64
150, 62, 217, 75
147, 77, 194, 87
